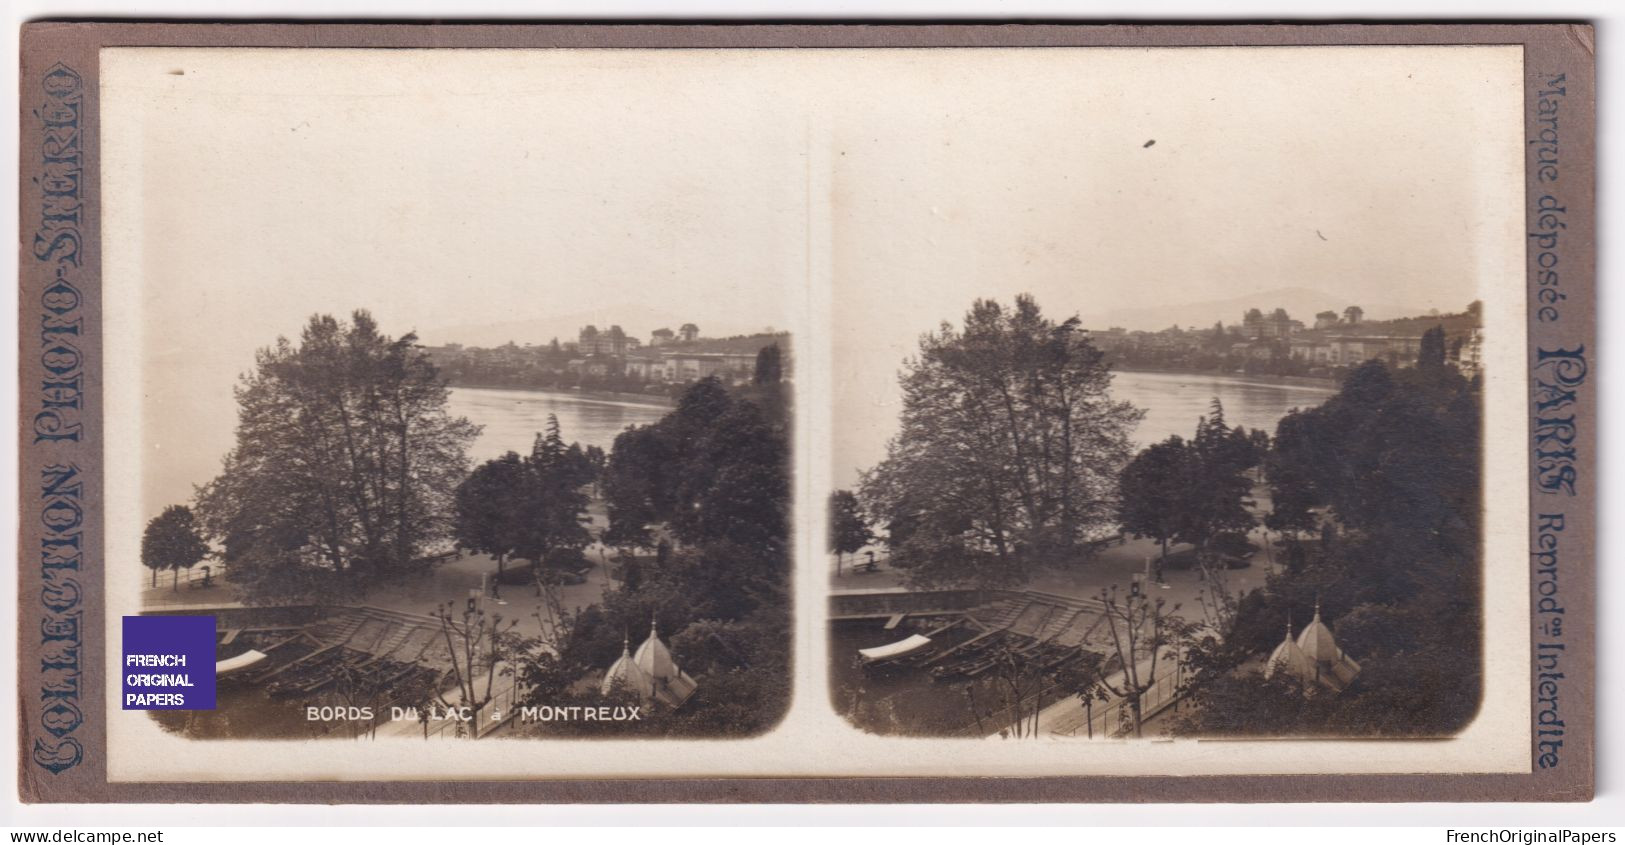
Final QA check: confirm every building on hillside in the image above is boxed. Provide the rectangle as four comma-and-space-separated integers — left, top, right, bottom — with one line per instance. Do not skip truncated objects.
1242, 308, 1299, 340
1327, 334, 1423, 366
601, 619, 699, 709
624, 352, 662, 381
1265, 604, 1361, 694
1087, 327, 1131, 353
660, 350, 758, 384
649, 328, 675, 347
578, 325, 639, 357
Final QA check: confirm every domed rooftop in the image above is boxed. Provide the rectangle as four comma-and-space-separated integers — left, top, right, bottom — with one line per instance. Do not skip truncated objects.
605, 618, 700, 709
601, 634, 655, 699
1265, 621, 1315, 685
1265, 603, 1362, 695
635, 618, 680, 683
1295, 603, 1361, 693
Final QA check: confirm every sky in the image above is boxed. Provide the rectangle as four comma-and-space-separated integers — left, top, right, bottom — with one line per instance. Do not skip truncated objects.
101, 46, 1523, 508
103, 48, 811, 512
825, 46, 1523, 484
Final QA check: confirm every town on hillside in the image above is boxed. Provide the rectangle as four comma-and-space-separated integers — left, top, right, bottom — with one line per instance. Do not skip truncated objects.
423, 324, 793, 396
1088, 302, 1484, 379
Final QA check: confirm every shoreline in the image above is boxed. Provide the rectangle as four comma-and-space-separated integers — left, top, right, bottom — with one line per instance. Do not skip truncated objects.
1110, 363, 1339, 391
444, 382, 676, 408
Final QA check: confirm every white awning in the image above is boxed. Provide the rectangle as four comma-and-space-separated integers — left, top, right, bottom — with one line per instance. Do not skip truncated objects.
216, 649, 268, 677
858, 634, 932, 662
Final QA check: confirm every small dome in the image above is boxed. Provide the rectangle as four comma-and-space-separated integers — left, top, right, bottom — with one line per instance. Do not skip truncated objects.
608, 618, 700, 709
1265, 623, 1314, 683
1273, 604, 1363, 694
600, 636, 654, 699
1296, 604, 1344, 664
634, 618, 680, 682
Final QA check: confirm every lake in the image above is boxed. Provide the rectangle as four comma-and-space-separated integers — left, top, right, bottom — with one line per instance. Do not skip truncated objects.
447, 386, 672, 461
452, 374, 1337, 484
1114, 369, 1338, 448
832, 369, 1338, 488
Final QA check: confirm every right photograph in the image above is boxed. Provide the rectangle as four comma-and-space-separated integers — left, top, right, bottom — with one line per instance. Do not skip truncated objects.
826, 47, 1506, 741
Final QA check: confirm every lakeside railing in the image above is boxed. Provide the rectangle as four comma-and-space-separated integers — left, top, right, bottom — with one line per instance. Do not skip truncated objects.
1056, 657, 1184, 739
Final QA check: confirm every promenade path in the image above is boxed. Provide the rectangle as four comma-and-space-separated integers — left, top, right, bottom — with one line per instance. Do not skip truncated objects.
359, 548, 613, 641
140, 500, 620, 641
141, 548, 615, 643
832, 532, 1280, 626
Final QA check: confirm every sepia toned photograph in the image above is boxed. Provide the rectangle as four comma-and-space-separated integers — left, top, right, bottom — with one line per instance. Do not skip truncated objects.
826, 46, 1520, 742
104, 48, 795, 742
39, 30, 1581, 795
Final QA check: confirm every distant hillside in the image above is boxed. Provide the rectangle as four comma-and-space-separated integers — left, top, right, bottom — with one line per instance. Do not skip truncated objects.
663, 332, 792, 356
420, 304, 772, 349
1348, 308, 1480, 338
1087, 286, 1428, 332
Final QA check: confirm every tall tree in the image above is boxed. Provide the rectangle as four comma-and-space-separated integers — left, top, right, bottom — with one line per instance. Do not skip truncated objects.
601, 425, 673, 551
518, 422, 595, 574
195, 311, 479, 603
1418, 324, 1447, 370
827, 490, 872, 571
1263, 409, 1322, 544
1174, 399, 1259, 635
754, 343, 783, 385
141, 505, 209, 590
860, 295, 1142, 587
1117, 436, 1192, 571
452, 452, 528, 582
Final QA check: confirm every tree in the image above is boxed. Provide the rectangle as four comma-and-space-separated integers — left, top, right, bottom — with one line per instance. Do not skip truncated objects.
827, 490, 872, 572
601, 425, 673, 551
141, 505, 209, 591
1264, 410, 1323, 545
754, 343, 783, 385
194, 311, 479, 603
1179, 358, 1484, 738
1418, 325, 1447, 370
452, 452, 529, 582
516, 425, 595, 575
603, 377, 788, 556
1166, 399, 1259, 635
1117, 437, 1192, 574
1096, 585, 1184, 737
859, 295, 1142, 587
429, 599, 518, 736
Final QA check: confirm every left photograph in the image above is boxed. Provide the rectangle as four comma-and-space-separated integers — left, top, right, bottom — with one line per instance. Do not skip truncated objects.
105, 49, 797, 740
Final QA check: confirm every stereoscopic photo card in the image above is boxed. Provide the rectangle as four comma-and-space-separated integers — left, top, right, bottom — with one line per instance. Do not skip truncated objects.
16, 22, 1596, 803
